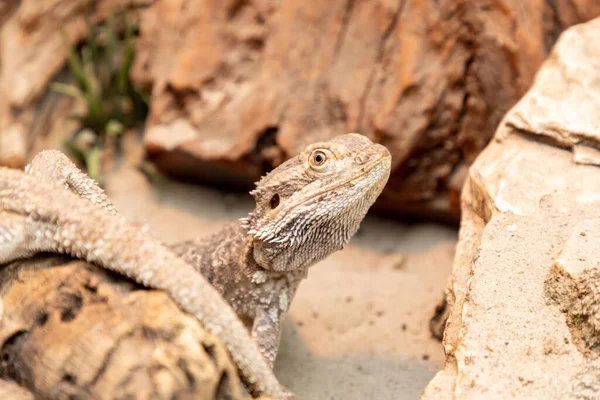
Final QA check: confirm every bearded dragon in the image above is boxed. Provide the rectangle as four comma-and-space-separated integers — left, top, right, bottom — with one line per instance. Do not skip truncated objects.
19, 133, 392, 393
171, 133, 391, 366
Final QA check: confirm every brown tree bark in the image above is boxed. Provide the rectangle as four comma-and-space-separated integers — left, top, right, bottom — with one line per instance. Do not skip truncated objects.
0, 255, 245, 400
0, 379, 34, 399
132, 0, 600, 223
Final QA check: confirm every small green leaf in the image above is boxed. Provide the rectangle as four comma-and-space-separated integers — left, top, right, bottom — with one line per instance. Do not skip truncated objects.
137, 89, 151, 106
138, 161, 166, 199
84, 146, 103, 186
106, 11, 118, 75
84, 4, 99, 63
75, 129, 98, 149
118, 11, 135, 94
106, 119, 125, 137
63, 138, 86, 164
64, 34, 87, 91
49, 82, 83, 98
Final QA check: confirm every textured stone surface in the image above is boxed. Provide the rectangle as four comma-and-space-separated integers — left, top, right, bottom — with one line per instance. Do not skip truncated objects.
422, 17, 600, 399
133, 0, 600, 221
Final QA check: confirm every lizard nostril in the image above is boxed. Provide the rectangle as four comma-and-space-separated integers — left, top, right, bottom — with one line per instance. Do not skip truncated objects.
269, 194, 280, 209
354, 154, 366, 164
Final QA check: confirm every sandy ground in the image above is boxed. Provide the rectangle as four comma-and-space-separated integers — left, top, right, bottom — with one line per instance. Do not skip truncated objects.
95, 139, 458, 400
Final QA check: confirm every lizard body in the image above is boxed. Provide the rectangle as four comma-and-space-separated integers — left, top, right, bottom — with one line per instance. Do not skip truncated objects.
21, 133, 392, 389
170, 223, 306, 366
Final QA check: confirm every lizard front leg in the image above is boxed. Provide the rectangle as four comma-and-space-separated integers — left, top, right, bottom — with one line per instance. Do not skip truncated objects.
252, 305, 284, 369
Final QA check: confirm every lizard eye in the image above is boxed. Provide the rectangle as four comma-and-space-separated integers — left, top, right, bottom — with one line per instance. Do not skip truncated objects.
269, 193, 280, 209
312, 151, 326, 165
308, 149, 334, 171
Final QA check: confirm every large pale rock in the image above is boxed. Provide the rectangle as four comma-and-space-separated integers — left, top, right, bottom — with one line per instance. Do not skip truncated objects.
422, 17, 600, 399
134, 0, 600, 221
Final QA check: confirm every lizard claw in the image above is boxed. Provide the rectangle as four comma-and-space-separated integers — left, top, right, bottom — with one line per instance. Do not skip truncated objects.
254, 385, 294, 400
274, 386, 295, 400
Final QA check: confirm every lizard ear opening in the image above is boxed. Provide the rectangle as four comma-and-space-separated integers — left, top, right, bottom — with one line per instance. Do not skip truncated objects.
269, 193, 280, 209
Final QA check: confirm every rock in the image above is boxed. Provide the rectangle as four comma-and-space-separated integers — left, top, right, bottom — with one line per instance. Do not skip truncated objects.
429, 296, 448, 342
0, 255, 243, 399
133, 0, 600, 222
422, 17, 600, 399
546, 219, 600, 358
0, 0, 150, 168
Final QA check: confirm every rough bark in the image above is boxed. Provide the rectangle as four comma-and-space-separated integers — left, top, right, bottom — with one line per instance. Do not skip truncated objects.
0, 255, 245, 399
0, 0, 152, 168
422, 17, 600, 399
132, 0, 600, 222
0, 379, 34, 400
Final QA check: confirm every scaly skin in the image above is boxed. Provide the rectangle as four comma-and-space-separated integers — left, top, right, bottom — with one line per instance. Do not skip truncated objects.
27, 134, 392, 370
25, 150, 118, 215
0, 168, 291, 399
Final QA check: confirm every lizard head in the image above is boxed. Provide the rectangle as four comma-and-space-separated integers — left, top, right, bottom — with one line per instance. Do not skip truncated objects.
241, 133, 391, 272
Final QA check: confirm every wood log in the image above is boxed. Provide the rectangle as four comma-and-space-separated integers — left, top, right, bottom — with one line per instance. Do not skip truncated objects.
0, 379, 34, 399
0, 255, 246, 400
